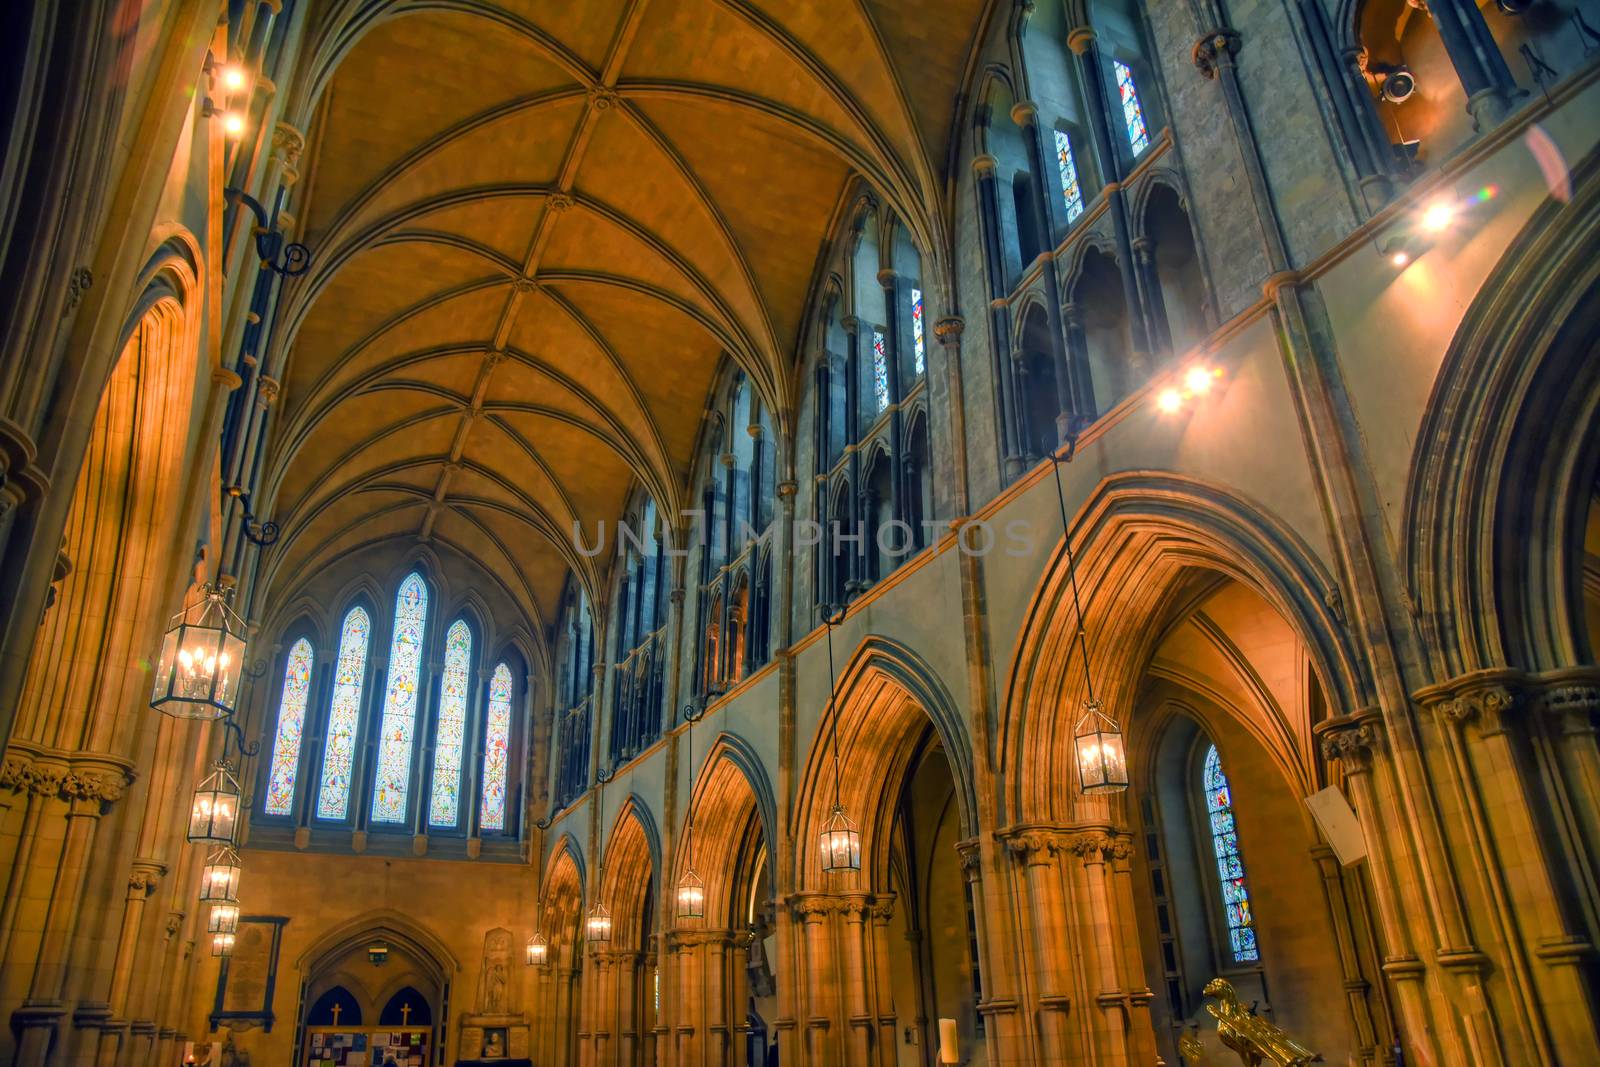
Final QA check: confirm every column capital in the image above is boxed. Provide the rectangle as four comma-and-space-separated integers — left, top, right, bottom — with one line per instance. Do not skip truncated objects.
971, 153, 998, 176
933, 316, 964, 343
1066, 26, 1097, 55
1009, 100, 1039, 128
1316, 709, 1385, 771
1192, 28, 1241, 79
997, 824, 1071, 865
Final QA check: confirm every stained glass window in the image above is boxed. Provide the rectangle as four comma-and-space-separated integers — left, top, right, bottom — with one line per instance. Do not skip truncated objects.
371, 573, 429, 824
1114, 60, 1151, 156
317, 607, 370, 820
1203, 744, 1259, 962
264, 638, 315, 816
427, 619, 472, 828
1054, 128, 1085, 222
910, 289, 926, 376
479, 663, 514, 831
871, 330, 890, 412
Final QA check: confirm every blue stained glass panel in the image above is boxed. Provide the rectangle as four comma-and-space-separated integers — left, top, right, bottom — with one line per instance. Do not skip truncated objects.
371, 574, 428, 824
1114, 60, 1151, 156
910, 289, 926, 376
871, 330, 890, 412
264, 639, 315, 816
318, 608, 371, 820
1054, 128, 1085, 222
479, 663, 514, 831
1203, 744, 1259, 962
427, 619, 472, 827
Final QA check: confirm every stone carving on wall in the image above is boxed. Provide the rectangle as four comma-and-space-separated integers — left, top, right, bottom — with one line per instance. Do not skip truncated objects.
478, 928, 513, 1014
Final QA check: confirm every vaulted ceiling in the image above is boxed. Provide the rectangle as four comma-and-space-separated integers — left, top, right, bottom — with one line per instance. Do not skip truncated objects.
257, 0, 990, 642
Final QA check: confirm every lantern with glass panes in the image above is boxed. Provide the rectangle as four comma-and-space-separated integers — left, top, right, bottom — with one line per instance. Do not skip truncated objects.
1050, 437, 1128, 797
676, 701, 708, 918
150, 584, 248, 720
526, 929, 549, 967
585, 898, 612, 943
211, 931, 236, 957
188, 759, 241, 845
819, 604, 862, 873
200, 847, 242, 904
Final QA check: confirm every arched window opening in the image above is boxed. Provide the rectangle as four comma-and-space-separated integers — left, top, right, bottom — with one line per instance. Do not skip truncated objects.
371, 573, 429, 824
611, 496, 667, 764
427, 618, 473, 829
1070, 248, 1137, 415
1144, 185, 1209, 355
264, 638, 316, 817
905, 416, 933, 551
1054, 127, 1086, 223
479, 662, 515, 832
1202, 744, 1259, 963
553, 582, 595, 810
1113, 59, 1151, 155
703, 595, 723, 692
750, 553, 773, 665
317, 606, 371, 821
729, 580, 750, 684
1018, 309, 1062, 461
1012, 171, 1044, 266
865, 451, 897, 582
827, 484, 853, 607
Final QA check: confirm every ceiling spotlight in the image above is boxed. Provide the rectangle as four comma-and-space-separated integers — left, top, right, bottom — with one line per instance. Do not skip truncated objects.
220, 64, 248, 92
1420, 200, 1455, 233
1156, 388, 1184, 414
1379, 66, 1416, 104
1184, 366, 1215, 395
222, 111, 246, 138
1391, 250, 1410, 267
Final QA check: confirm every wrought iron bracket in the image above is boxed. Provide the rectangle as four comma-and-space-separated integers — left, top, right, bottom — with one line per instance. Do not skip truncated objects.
219, 714, 261, 759
224, 188, 311, 277
226, 485, 280, 547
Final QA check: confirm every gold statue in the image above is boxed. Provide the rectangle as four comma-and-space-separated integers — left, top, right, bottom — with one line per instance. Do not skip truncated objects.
1203, 978, 1322, 1067
1178, 1023, 1207, 1065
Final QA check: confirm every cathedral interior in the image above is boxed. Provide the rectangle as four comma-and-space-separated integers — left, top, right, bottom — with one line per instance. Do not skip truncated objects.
3, 0, 1600, 1065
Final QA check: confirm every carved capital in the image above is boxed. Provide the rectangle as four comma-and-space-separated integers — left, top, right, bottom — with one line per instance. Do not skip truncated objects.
1067, 831, 1113, 860
970, 153, 998, 176
1318, 714, 1382, 772
1066, 26, 1097, 55
271, 122, 305, 168
789, 894, 849, 920
1000, 827, 1067, 865
1192, 29, 1241, 79
933, 316, 964, 344
776, 479, 798, 498
255, 375, 281, 408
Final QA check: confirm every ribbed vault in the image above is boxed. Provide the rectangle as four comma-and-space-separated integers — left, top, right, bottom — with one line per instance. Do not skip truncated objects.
257, 0, 991, 639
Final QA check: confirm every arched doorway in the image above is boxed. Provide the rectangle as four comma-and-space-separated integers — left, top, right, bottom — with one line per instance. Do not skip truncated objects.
790, 636, 980, 1067
296, 916, 452, 1067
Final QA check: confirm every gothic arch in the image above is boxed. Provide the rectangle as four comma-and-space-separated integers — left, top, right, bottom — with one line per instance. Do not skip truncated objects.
792, 633, 977, 890
675, 732, 775, 927
1404, 147, 1600, 676
1003, 471, 1365, 822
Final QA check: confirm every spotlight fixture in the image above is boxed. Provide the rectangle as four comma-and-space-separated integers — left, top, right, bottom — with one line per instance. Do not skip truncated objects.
1391, 250, 1411, 268
220, 64, 248, 92
1157, 388, 1184, 414
1379, 66, 1416, 104
1183, 366, 1216, 396
1420, 199, 1456, 233
222, 111, 246, 138
367, 941, 390, 966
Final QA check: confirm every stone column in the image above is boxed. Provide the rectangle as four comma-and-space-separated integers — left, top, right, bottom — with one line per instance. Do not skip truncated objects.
1003, 828, 1074, 1060
1070, 831, 1131, 1067
793, 897, 838, 1065
970, 156, 1025, 482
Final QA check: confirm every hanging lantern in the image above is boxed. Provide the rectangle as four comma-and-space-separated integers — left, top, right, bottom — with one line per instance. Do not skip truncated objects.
211, 931, 236, 957
526, 930, 549, 967
188, 760, 241, 845
1074, 700, 1129, 795
820, 804, 862, 873
367, 941, 390, 966
208, 903, 240, 934
150, 586, 248, 720
199, 847, 242, 904
676, 866, 706, 920
585, 901, 612, 943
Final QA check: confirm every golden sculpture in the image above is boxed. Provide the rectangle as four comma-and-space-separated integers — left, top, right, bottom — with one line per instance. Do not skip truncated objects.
1178, 1024, 1208, 1065
1203, 978, 1323, 1066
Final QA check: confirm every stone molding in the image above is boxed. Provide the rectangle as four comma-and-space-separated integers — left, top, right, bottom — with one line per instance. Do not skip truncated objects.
1192, 28, 1241, 79
1415, 666, 1600, 739
787, 892, 887, 921
1, 742, 136, 809
1316, 708, 1386, 772
664, 928, 736, 950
